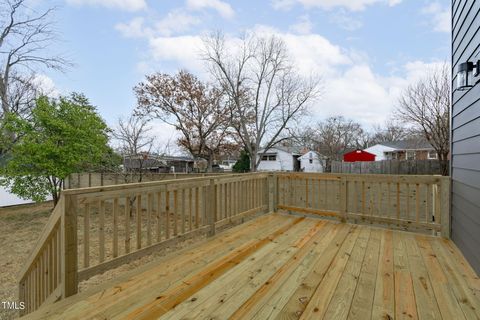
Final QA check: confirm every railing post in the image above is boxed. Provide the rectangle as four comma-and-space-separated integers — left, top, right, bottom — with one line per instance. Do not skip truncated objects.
61, 194, 78, 298
268, 173, 276, 213
440, 177, 451, 238
340, 176, 347, 223
207, 178, 216, 236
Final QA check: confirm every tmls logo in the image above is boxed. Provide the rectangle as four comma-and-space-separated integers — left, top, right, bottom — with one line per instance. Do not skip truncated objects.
2, 301, 25, 310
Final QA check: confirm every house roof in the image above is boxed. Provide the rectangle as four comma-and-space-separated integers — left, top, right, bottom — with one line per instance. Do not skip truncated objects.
259, 145, 304, 155
298, 150, 326, 160
123, 154, 198, 169
123, 157, 167, 169
160, 155, 196, 162
344, 149, 376, 157
376, 139, 434, 150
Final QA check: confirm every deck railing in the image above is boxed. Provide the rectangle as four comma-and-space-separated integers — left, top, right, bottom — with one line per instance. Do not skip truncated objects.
18, 172, 450, 316
276, 173, 450, 236
18, 173, 270, 316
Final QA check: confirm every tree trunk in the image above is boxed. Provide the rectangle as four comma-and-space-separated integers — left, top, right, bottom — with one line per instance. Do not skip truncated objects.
325, 158, 332, 173
440, 153, 449, 176
206, 153, 214, 173
51, 187, 59, 206
250, 152, 257, 172
50, 178, 62, 206
0, 75, 9, 117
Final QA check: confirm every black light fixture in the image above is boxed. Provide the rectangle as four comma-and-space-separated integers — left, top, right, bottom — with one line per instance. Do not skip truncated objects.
457, 60, 480, 91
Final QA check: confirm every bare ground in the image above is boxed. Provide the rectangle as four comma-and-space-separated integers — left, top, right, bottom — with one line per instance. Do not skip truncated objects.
0, 202, 53, 320
0, 201, 210, 320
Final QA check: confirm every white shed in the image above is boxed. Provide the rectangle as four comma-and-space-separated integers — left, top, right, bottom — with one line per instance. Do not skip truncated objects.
299, 151, 325, 173
257, 146, 302, 171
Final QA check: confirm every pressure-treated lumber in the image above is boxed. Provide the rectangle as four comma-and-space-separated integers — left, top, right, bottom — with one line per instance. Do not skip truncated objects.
21, 214, 479, 320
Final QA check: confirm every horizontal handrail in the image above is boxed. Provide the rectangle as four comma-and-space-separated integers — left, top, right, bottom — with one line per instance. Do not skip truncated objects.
18, 197, 63, 281
63, 173, 265, 196
18, 197, 64, 315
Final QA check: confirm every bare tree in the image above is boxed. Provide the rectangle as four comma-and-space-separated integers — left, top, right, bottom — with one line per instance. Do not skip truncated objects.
371, 119, 410, 144
203, 33, 321, 171
112, 114, 155, 182
113, 115, 153, 156
0, 0, 69, 119
312, 116, 364, 172
396, 64, 450, 175
286, 125, 317, 150
135, 70, 232, 171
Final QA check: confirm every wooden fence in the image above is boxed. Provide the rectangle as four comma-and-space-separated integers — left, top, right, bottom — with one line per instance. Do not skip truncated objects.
18, 173, 270, 316
331, 160, 448, 175
18, 172, 450, 316
64, 172, 225, 189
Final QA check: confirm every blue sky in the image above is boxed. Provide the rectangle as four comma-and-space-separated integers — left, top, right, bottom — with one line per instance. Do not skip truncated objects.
33, 0, 450, 146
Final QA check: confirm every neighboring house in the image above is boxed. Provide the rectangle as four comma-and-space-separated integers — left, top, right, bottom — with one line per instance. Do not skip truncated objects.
299, 151, 326, 172
364, 140, 437, 161
363, 144, 397, 161
218, 159, 237, 172
123, 154, 197, 173
161, 155, 196, 173
343, 149, 376, 162
123, 154, 169, 173
257, 146, 302, 171
451, 1, 480, 274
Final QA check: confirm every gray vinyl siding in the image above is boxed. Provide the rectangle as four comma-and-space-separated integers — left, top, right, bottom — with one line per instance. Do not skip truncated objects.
451, 0, 480, 274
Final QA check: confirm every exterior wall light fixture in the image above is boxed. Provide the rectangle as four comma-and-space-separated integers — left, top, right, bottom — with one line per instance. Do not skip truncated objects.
457, 61, 480, 91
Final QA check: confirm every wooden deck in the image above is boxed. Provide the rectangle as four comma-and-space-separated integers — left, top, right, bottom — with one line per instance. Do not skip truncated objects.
24, 213, 480, 320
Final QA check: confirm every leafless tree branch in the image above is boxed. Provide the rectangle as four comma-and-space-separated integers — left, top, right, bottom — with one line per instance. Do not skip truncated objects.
395, 63, 450, 175
202, 32, 322, 171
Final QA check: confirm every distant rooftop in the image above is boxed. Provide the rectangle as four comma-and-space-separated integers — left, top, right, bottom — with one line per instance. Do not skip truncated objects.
259, 145, 304, 155
377, 139, 433, 150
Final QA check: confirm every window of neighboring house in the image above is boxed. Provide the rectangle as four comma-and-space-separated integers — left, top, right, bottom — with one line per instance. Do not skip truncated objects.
406, 150, 416, 160
309, 159, 313, 164
261, 155, 277, 161
428, 150, 438, 159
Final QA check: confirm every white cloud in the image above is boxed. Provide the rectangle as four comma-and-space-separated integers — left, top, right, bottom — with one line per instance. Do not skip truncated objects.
249, 27, 446, 126
186, 0, 235, 19
118, 20, 444, 127
252, 25, 351, 77
422, 2, 450, 33
329, 9, 363, 30
147, 35, 206, 75
272, 0, 401, 11
155, 10, 201, 36
318, 60, 447, 127
148, 120, 182, 155
290, 15, 313, 34
33, 74, 61, 98
320, 65, 393, 124
115, 11, 201, 39
115, 17, 152, 38
66, 0, 146, 11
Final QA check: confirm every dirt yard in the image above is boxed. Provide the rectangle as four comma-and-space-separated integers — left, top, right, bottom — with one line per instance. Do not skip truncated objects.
0, 202, 53, 320
0, 201, 209, 319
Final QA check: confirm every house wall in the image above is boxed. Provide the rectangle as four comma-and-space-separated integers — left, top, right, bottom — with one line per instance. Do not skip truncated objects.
299, 151, 324, 172
364, 145, 396, 161
343, 150, 376, 162
257, 148, 294, 171
415, 150, 429, 160
451, 0, 480, 274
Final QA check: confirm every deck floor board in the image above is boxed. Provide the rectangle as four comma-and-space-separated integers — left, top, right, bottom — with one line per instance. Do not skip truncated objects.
25, 213, 480, 320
